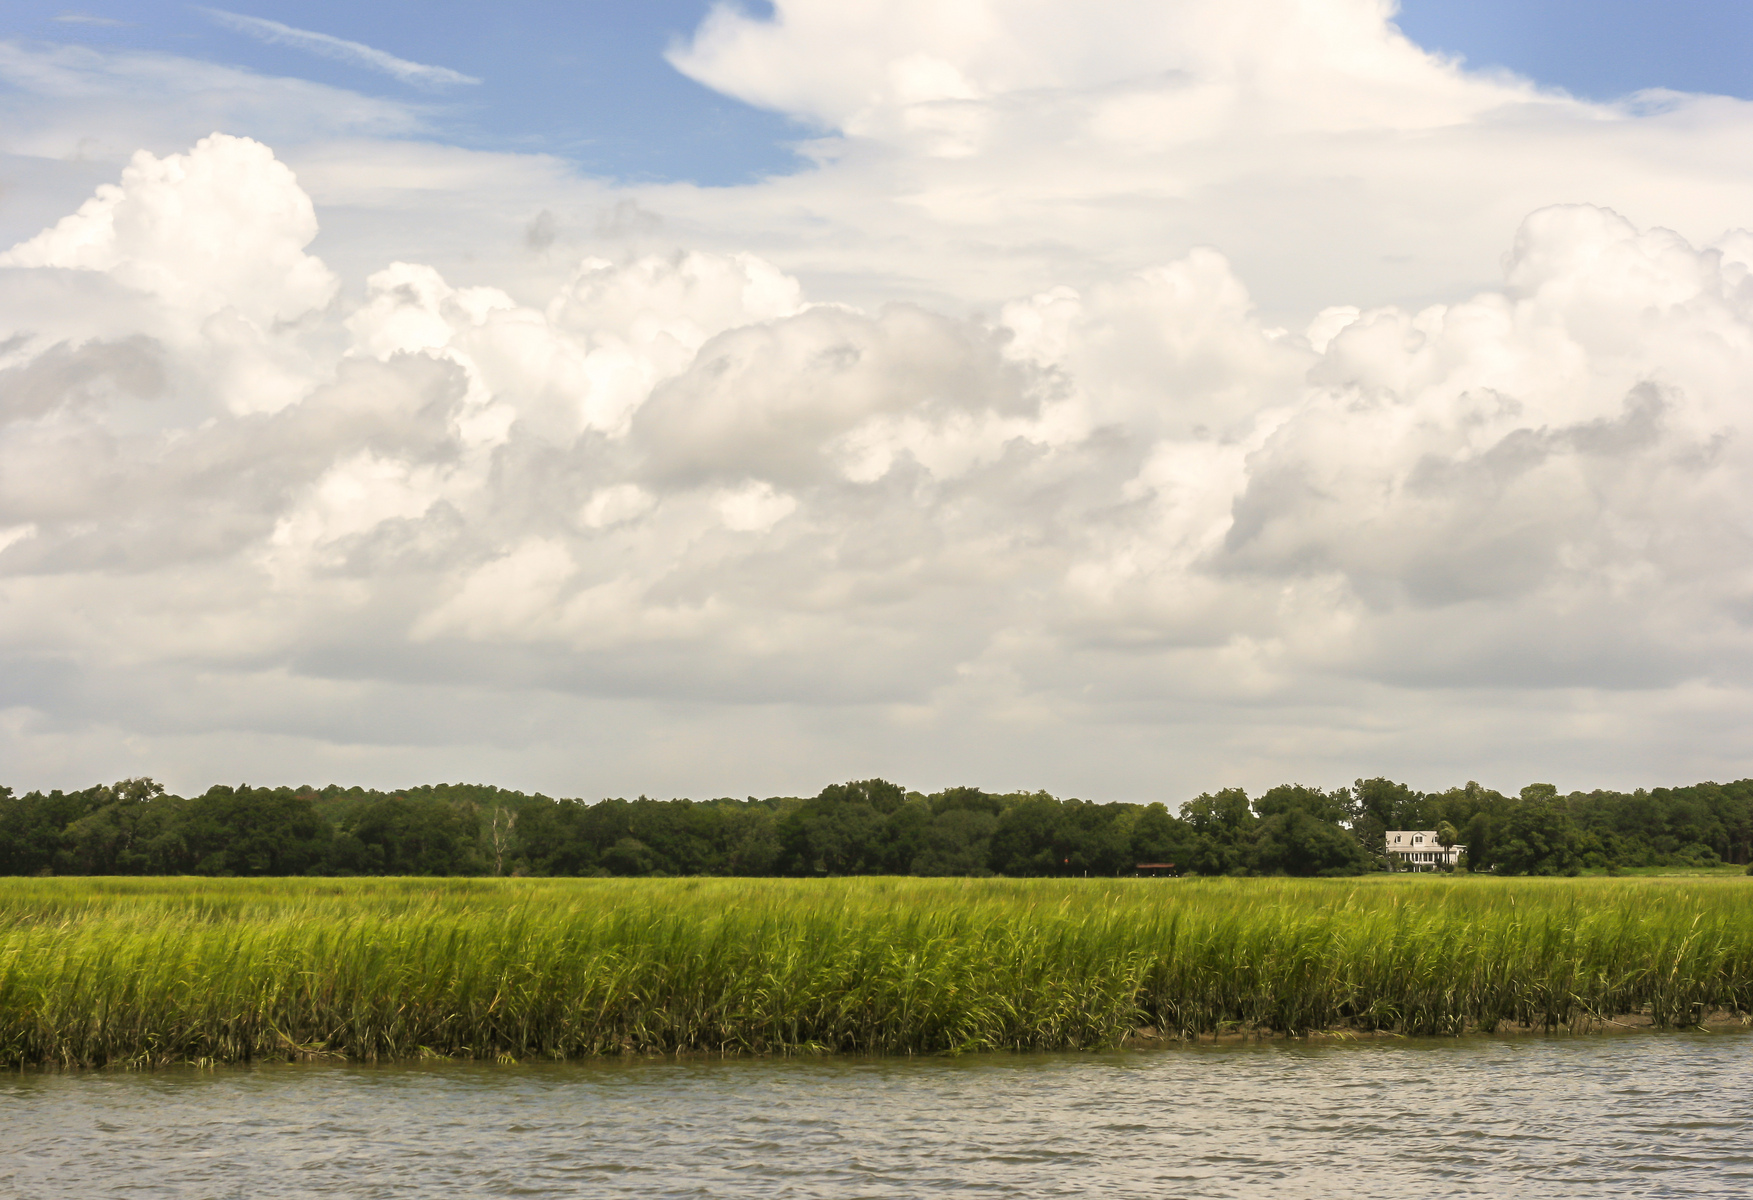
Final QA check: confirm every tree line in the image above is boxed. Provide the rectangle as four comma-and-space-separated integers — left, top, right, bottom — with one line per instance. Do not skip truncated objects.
1, 775, 1749, 879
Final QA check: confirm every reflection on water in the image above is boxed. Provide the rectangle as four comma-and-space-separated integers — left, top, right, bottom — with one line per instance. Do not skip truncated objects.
5, 1033, 1752, 1198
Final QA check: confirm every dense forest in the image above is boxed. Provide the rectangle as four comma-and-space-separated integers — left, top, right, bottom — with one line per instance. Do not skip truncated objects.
3, 775, 1750, 879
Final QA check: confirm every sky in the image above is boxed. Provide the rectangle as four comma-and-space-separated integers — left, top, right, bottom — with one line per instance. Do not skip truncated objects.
6, 2, 1752, 182
3, 1, 1753, 801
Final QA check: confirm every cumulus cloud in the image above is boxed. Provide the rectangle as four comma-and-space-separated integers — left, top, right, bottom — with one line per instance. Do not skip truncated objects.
672, 0, 1497, 135
1, 133, 337, 326
649, 0, 1753, 326
5, 0, 1753, 796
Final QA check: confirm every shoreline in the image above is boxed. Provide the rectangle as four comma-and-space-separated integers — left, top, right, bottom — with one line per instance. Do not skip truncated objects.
1123, 1011, 1753, 1046
11, 1017, 1750, 1072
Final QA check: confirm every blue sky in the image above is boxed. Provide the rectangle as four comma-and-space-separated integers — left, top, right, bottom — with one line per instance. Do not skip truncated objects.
7, 1, 1750, 184
8, 2, 800, 180
1399, 1, 1753, 103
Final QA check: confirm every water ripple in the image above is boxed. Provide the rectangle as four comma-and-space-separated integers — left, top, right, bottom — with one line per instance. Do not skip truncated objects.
4, 1033, 1752, 1198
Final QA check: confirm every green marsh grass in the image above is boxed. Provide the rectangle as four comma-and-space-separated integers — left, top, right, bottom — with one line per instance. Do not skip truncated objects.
2, 875, 1750, 1067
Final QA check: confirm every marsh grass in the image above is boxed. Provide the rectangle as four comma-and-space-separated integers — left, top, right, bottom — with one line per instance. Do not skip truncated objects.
2, 875, 1750, 1067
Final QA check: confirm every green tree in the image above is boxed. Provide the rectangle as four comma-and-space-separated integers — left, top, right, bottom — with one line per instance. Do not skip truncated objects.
774, 781, 904, 875
1488, 786, 1583, 876
61, 779, 175, 874
909, 808, 999, 875
724, 802, 781, 875
171, 786, 331, 875
1181, 788, 1256, 875
600, 836, 658, 875
1055, 799, 1134, 875
1255, 784, 1351, 824
343, 793, 482, 875
988, 793, 1066, 875
1251, 808, 1373, 876
0, 787, 98, 874
1130, 802, 1192, 870
1353, 778, 1425, 828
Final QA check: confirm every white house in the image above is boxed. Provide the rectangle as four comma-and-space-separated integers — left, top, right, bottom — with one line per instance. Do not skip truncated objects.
1385, 830, 1462, 871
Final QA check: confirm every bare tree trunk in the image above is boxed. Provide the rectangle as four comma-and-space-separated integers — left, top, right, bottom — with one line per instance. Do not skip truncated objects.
488, 807, 517, 876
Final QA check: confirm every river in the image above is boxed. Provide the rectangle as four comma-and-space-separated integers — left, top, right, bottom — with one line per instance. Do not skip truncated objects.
5, 1032, 1751, 1197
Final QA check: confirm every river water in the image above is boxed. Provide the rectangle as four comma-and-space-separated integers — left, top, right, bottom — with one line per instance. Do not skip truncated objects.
5, 1033, 1751, 1198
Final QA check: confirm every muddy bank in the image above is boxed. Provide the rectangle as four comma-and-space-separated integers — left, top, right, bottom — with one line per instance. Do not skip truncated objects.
1122, 1011, 1751, 1046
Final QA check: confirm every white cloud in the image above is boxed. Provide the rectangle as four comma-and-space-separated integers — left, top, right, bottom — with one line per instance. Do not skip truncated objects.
1, 133, 337, 327
0, 524, 38, 556
670, 0, 1501, 135
0, 40, 428, 175
715, 481, 798, 532
653, 0, 1753, 326
581, 484, 655, 528
5, 1, 1753, 797
201, 9, 480, 88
